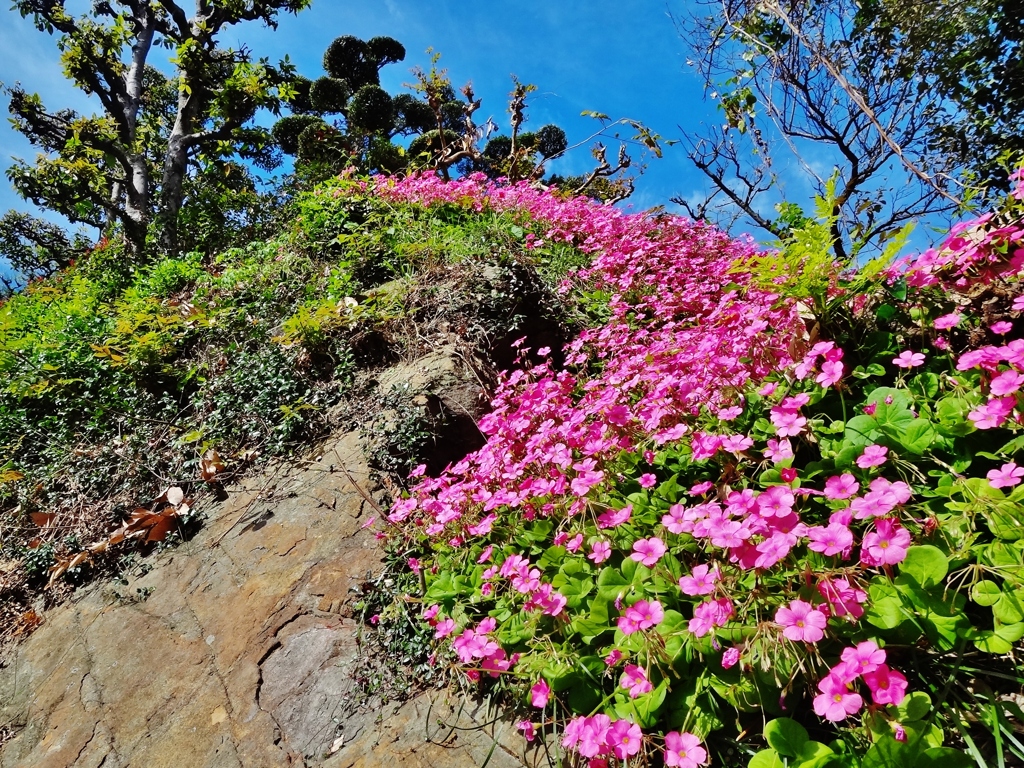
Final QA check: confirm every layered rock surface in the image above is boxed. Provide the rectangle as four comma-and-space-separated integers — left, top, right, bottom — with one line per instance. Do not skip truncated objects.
0, 362, 534, 767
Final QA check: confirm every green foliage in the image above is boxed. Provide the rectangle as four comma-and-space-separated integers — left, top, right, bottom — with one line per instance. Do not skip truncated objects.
308, 77, 350, 114
322, 34, 379, 89
347, 85, 395, 134
6, 0, 311, 258
272, 114, 328, 155
0, 174, 593, 593
0, 211, 90, 287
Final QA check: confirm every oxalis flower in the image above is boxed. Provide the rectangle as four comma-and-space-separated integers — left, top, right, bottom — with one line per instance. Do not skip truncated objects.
607, 719, 643, 760
530, 679, 550, 708
988, 462, 1024, 489
620, 664, 653, 698
776, 599, 827, 643
861, 519, 911, 566
664, 731, 707, 768
813, 672, 864, 721
678, 564, 719, 596
864, 664, 908, 706
856, 444, 889, 469
617, 599, 664, 634
630, 536, 667, 566
893, 350, 926, 368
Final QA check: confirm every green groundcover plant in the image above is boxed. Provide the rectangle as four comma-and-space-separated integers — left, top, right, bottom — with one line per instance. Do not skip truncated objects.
375, 168, 1024, 767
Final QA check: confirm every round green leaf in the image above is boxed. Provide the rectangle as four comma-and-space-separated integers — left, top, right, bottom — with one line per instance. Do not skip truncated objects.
764, 717, 809, 758
899, 545, 948, 589
971, 579, 1002, 606
748, 749, 786, 768
993, 589, 1024, 623
892, 691, 932, 722
916, 747, 973, 768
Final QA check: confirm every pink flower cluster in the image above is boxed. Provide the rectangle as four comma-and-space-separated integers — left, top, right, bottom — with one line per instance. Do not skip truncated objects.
562, 714, 708, 767
813, 641, 907, 721
952, 339, 1024, 429
562, 715, 644, 761
380, 174, 803, 549
906, 208, 1024, 289
450, 617, 518, 679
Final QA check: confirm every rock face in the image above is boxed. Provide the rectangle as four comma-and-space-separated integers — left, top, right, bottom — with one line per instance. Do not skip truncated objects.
0, 427, 534, 767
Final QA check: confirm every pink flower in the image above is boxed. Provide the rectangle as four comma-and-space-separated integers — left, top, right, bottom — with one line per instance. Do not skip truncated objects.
621, 664, 654, 698
689, 480, 715, 495
813, 672, 864, 721
678, 564, 719, 596
839, 640, 886, 678
934, 312, 961, 330
604, 649, 622, 666
780, 467, 798, 483
664, 731, 707, 768
631, 537, 667, 567
576, 714, 611, 758
688, 598, 733, 637
588, 540, 612, 564
639, 473, 657, 488
662, 504, 689, 534
863, 665, 908, 705
893, 350, 926, 368
969, 396, 1016, 429
717, 405, 743, 420
991, 321, 1013, 335
824, 473, 859, 500
598, 505, 632, 528
991, 370, 1024, 396
531, 679, 550, 708
771, 408, 807, 437
807, 523, 854, 557
434, 618, 456, 638
764, 438, 794, 463
861, 519, 911, 565
987, 462, 1024, 489
776, 599, 828, 643
721, 647, 740, 669
422, 604, 440, 623
757, 485, 795, 517
631, 599, 664, 630
818, 578, 867, 619
607, 719, 643, 760
1014, 296, 1024, 312
477, 545, 494, 564
856, 444, 889, 469
517, 720, 536, 742
816, 359, 844, 387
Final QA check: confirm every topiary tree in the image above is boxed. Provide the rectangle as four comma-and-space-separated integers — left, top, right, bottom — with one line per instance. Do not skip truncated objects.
308, 77, 350, 114
347, 85, 396, 134
272, 34, 436, 176
272, 115, 328, 155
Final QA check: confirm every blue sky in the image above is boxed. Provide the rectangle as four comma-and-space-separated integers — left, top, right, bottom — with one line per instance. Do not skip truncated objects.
0, 0, 937, 280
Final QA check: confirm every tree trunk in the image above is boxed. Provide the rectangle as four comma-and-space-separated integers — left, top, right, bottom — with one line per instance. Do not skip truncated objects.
158, 133, 191, 255
118, 16, 155, 260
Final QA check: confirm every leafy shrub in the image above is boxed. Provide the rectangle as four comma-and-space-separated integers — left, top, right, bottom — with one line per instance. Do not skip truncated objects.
384, 171, 1024, 767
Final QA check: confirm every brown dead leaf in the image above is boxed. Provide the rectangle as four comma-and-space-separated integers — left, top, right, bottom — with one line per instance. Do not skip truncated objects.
47, 550, 91, 587
200, 448, 225, 482
29, 512, 56, 528
145, 510, 179, 542
10, 609, 43, 639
